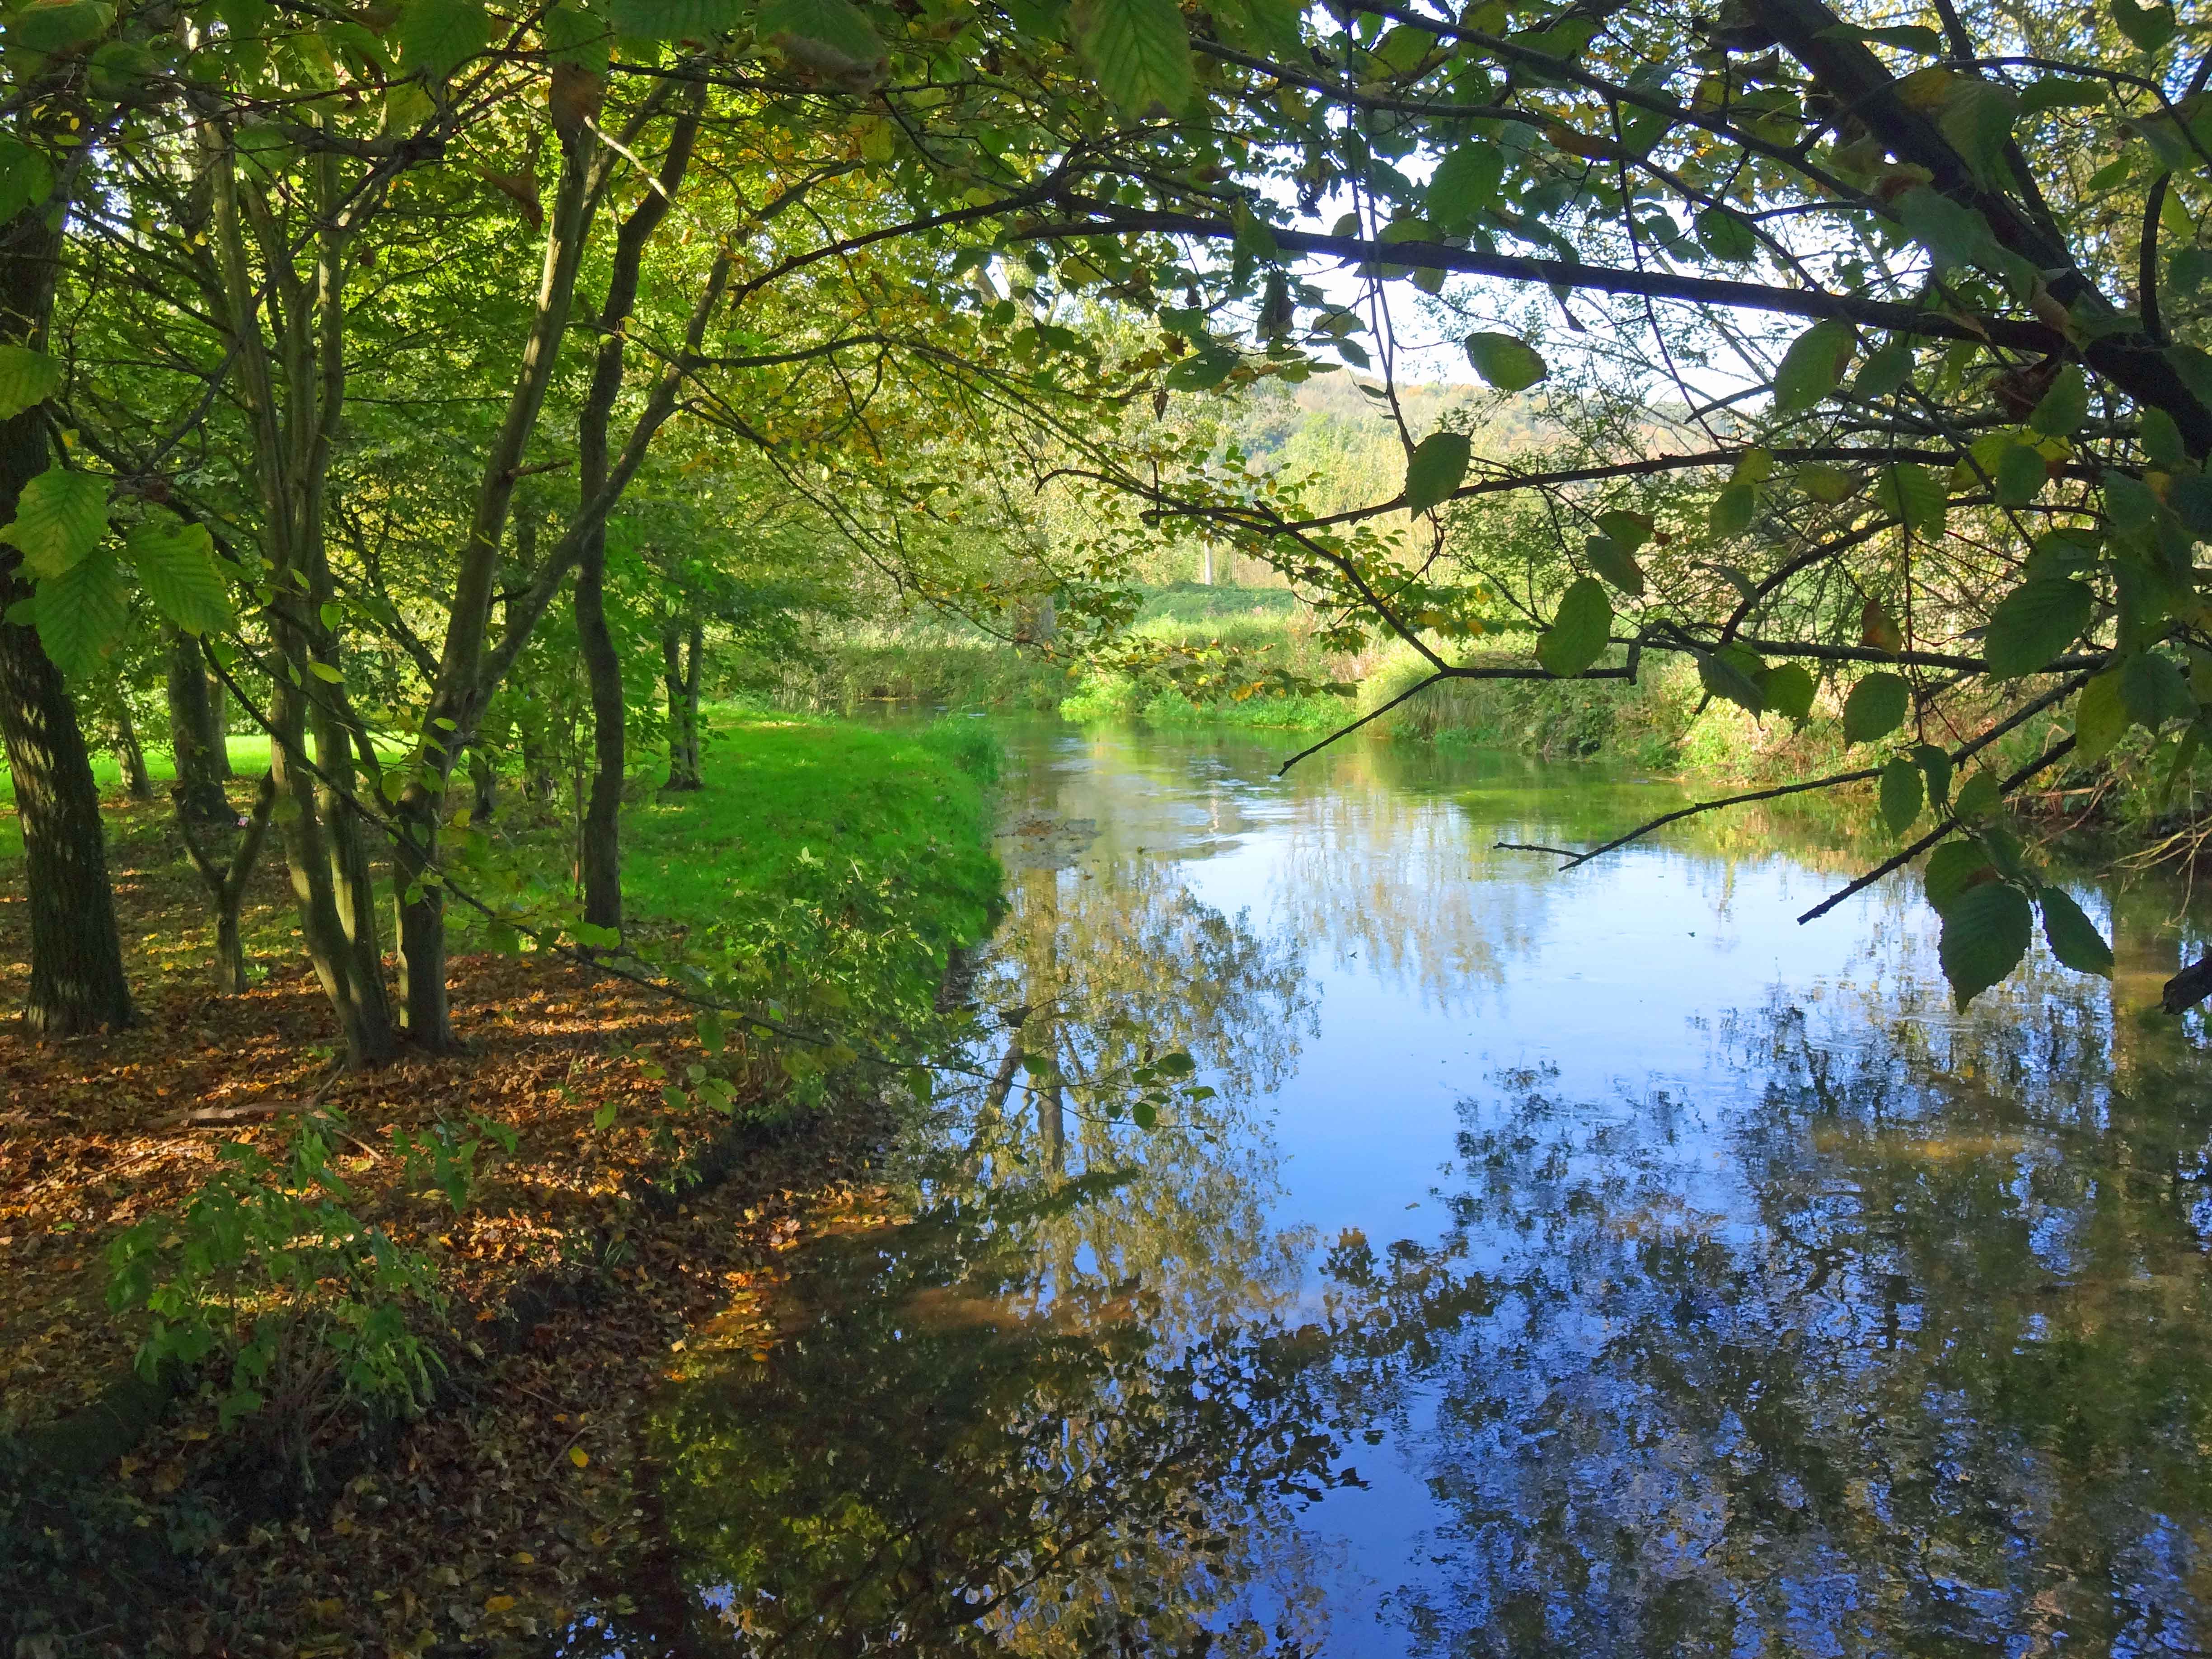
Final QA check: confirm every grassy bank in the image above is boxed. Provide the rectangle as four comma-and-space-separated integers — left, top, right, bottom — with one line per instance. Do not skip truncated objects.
0, 711, 1002, 1658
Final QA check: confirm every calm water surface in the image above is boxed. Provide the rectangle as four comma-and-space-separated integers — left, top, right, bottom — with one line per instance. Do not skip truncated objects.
637, 720, 2212, 1656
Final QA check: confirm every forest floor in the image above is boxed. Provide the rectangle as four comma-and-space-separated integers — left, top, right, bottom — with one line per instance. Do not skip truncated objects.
0, 710, 1003, 1659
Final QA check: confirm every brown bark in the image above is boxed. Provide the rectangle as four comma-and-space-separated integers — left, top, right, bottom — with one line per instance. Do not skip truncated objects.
574, 98, 700, 934
178, 770, 276, 994
206, 134, 394, 1066
661, 618, 705, 791
206, 668, 231, 779
167, 626, 230, 821
0, 176, 133, 1036
113, 698, 152, 800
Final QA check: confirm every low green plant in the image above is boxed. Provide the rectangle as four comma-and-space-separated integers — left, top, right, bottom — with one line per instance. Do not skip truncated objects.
106, 1112, 445, 1436
392, 1113, 519, 1214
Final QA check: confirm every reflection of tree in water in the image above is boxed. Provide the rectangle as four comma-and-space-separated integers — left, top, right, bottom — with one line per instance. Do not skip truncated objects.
963, 848, 1320, 1331
647, 1178, 1367, 1657
1265, 792, 1549, 1010
1370, 988, 2212, 1656
640, 834, 1364, 1654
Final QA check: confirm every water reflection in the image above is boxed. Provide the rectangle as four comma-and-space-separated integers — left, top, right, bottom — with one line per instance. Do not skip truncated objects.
1387, 991, 2212, 1655
650, 1177, 1362, 1656
634, 720, 2212, 1655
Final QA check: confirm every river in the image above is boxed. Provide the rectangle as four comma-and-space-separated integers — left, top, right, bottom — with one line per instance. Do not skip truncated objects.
625, 718, 2212, 1655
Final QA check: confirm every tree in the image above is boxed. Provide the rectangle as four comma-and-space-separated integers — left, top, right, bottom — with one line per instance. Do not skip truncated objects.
938, 0, 2212, 1014
0, 98, 132, 1036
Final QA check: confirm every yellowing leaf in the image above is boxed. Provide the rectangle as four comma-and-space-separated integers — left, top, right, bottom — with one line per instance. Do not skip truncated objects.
568, 1445, 590, 1467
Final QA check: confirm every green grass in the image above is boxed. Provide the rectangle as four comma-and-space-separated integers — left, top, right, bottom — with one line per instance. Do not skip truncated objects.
618, 708, 1001, 946
0, 734, 273, 809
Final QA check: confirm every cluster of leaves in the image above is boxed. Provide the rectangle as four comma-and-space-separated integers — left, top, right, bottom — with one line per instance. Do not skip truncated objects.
104, 1112, 447, 1432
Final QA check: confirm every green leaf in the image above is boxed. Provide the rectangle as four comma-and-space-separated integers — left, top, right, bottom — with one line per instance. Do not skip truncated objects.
33, 545, 128, 678
1463, 331, 1547, 393
1874, 463, 1945, 536
1894, 187, 2028, 292
1879, 756, 1924, 834
1772, 318, 1856, 414
1404, 430, 1472, 516
1913, 741, 1953, 805
2111, 0, 2176, 52
2018, 76, 2105, 115
125, 519, 232, 636
1762, 661, 1816, 721
2122, 649, 2194, 731
2038, 886, 2114, 976
0, 138, 55, 224
1853, 338, 1912, 400
1983, 578, 2093, 678
542, 1, 613, 68
1924, 838, 1992, 913
1427, 144, 1505, 230
1536, 577, 1612, 678
1937, 81, 2018, 184
1698, 646, 1766, 714
8, 0, 112, 53
1581, 532, 1644, 596
1708, 482, 1756, 537
2029, 364, 2089, 436
1696, 206, 1757, 262
1795, 462, 1858, 504
757, 0, 884, 69
1842, 670, 1910, 743
0, 466, 110, 579
2073, 670, 2128, 763
396, 0, 490, 76
0, 346, 62, 422
306, 660, 343, 682
1988, 441, 2046, 507
1939, 880, 2033, 1009
1072, 0, 1194, 116
1953, 769, 2001, 821
1594, 509, 1652, 551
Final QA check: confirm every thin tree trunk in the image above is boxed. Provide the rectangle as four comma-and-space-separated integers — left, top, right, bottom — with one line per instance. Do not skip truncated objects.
0, 179, 133, 1036
682, 620, 704, 783
114, 700, 152, 800
395, 123, 603, 1049
575, 533, 623, 929
206, 669, 232, 779
206, 136, 394, 1066
167, 626, 230, 821
661, 622, 693, 791
469, 750, 495, 823
178, 770, 276, 995
572, 100, 699, 934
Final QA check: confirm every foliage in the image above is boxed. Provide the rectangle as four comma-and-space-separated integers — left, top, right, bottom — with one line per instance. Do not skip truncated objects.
104, 1113, 445, 1436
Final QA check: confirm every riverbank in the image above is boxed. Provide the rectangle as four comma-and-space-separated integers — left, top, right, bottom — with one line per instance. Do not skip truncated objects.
789, 593, 2157, 847
0, 711, 1001, 1657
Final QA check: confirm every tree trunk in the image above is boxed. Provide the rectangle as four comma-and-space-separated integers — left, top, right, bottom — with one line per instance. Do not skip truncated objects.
179, 770, 276, 996
661, 618, 704, 791
567, 103, 700, 933
167, 626, 230, 821
682, 620, 703, 783
203, 127, 397, 1066
206, 669, 232, 779
0, 190, 133, 1036
114, 700, 152, 800
469, 749, 496, 823
574, 526, 623, 931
